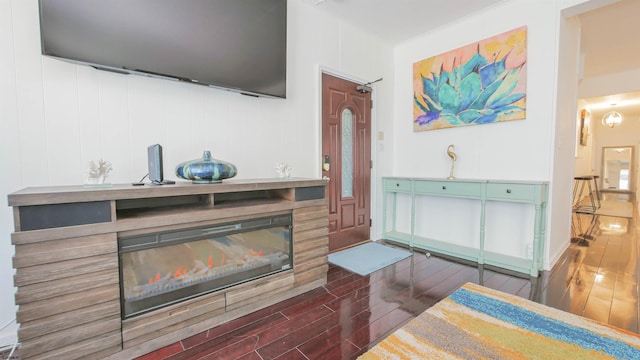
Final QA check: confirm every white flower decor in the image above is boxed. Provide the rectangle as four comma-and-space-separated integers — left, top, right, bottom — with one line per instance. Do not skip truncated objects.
87, 159, 113, 185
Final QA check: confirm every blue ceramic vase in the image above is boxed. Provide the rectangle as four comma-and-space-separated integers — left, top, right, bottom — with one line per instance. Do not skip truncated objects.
175, 151, 237, 184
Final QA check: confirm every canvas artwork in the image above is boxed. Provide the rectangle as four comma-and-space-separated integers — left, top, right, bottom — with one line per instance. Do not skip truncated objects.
413, 26, 527, 132
579, 109, 588, 146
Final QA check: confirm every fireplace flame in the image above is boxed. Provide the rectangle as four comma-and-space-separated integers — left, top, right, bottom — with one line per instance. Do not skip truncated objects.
144, 248, 266, 286
249, 249, 264, 257
145, 252, 243, 285
149, 272, 162, 284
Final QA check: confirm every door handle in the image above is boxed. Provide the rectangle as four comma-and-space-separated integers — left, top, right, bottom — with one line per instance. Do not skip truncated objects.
322, 155, 330, 171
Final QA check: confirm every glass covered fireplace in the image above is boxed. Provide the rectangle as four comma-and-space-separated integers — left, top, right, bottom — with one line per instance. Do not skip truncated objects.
119, 214, 292, 318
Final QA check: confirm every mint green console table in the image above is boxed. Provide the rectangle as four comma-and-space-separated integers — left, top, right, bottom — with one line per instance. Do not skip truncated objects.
382, 177, 548, 277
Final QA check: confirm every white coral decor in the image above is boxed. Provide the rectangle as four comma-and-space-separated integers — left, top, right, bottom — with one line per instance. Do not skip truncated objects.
275, 162, 291, 178
87, 159, 113, 184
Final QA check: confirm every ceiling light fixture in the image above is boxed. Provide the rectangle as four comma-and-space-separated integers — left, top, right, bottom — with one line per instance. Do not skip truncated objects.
601, 104, 623, 128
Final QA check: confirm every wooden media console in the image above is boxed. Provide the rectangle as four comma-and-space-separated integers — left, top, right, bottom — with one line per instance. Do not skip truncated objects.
8, 178, 329, 359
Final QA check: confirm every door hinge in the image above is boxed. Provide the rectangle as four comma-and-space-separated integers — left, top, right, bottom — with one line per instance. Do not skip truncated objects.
369, 218, 372, 227
370, 100, 373, 108
370, 160, 373, 169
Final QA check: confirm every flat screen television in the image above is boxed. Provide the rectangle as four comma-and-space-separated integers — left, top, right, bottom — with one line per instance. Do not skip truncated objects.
38, 0, 287, 98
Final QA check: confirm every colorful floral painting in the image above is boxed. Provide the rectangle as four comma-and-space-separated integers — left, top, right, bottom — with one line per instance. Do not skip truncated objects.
413, 26, 527, 131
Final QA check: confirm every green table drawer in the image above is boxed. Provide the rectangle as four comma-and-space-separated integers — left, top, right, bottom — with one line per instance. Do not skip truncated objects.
384, 178, 412, 193
414, 180, 482, 198
486, 183, 538, 202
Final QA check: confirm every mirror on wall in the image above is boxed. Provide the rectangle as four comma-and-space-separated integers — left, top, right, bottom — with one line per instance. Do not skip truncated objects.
601, 146, 633, 191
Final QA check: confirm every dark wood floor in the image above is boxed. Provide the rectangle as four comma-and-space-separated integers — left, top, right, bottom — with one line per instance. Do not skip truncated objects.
2, 194, 637, 360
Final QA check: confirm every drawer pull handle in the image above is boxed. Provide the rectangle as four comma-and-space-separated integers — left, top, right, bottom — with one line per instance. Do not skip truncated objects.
396, 183, 400, 187
506, 189, 512, 194
442, 186, 446, 190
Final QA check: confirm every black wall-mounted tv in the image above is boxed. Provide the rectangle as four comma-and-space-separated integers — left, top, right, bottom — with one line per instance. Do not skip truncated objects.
38, 0, 287, 98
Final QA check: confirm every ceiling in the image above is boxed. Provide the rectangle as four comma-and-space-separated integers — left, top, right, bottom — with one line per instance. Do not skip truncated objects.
578, 0, 640, 120
305, 0, 640, 121
579, 0, 640, 79
305, 0, 508, 44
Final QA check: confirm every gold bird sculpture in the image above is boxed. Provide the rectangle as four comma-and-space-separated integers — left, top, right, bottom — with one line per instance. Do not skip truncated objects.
447, 145, 456, 179
447, 145, 456, 161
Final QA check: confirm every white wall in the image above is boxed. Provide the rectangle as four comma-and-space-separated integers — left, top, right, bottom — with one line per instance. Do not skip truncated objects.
393, 2, 557, 181
551, 12, 582, 269
390, 1, 561, 265
0, 0, 394, 346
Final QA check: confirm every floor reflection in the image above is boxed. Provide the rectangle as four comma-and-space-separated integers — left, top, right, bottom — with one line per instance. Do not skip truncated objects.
562, 191, 639, 332
378, 247, 545, 314
598, 216, 629, 234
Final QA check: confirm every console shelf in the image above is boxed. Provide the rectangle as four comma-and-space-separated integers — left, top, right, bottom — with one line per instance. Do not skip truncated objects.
115, 197, 290, 221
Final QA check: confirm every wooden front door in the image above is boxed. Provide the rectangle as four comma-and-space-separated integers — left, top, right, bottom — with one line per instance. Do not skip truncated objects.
322, 73, 371, 252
